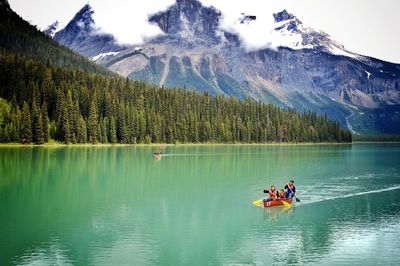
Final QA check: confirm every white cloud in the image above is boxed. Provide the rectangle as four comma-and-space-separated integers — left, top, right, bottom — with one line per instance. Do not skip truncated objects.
8, 0, 400, 63
201, 0, 298, 51
76, 21, 85, 29
90, 0, 175, 45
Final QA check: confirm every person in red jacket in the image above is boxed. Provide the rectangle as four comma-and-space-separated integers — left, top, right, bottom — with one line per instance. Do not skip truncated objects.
279, 189, 286, 199
263, 185, 279, 202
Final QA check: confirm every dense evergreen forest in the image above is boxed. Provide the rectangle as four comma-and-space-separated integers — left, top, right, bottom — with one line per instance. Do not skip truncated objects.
0, 51, 351, 144
0, 0, 351, 144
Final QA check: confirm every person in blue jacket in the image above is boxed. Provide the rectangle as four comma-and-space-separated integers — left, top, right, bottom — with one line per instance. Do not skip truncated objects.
284, 180, 296, 198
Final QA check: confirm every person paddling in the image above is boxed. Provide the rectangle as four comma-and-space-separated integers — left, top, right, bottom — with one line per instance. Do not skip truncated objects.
154, 151, 161, 160
284, 180, 296, 198
263, 185, 279, 202
153, 144, 165, 160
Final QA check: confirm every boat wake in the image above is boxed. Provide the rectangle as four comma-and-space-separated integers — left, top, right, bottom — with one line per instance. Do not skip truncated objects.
160, 153, 212, 157
161, 152, 265, 157
298, 185, 400, 206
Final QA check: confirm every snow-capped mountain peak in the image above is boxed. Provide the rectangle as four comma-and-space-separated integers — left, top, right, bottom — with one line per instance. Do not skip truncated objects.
43, 20, 59, 37
72, 3, 95, 32
51, 3, 125, 57
272, 9, 357, 58
273, 9, 295, 23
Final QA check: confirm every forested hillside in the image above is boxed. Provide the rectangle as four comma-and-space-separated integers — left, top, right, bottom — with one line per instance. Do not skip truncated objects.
0, 0, 351, 144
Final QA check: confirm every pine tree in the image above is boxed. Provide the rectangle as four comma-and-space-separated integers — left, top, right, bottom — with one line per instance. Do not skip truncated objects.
100, 116, 108, 143
10, 103, 22, 142
108, 115, 117, 144
0, 98, 11, 142
73, 101, 81, 142
116, 102, 126, 143
61, 105, 71, 144
67, 90, 76, 143
31, 100, 44, 144
41, 68, 54, 109
87, 99, 99, 143
77, 115, 87, 143
41, 102, 50, 142
55, 91, 71, 143
137, 111, 146, 143
21, 102, 32, 144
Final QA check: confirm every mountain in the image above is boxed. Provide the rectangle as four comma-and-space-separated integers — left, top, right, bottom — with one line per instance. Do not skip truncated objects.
48, 0, 400, 135
53, 4, 125, 58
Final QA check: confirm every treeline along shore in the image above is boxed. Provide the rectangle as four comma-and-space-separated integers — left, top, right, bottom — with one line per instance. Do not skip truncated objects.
0, 51, 351, 144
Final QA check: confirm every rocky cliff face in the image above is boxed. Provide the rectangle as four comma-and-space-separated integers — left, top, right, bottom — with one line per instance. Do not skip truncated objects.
149, 0, 221, 44
48, 0, 400, 134
53, 4, 124, 58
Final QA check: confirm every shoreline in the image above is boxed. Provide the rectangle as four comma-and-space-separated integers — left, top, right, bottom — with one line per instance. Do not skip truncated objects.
1, 141, 399, 148
2, 141, 400, 148
0, 142, 359, 148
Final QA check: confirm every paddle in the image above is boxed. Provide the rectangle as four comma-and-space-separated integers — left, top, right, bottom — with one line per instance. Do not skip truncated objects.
252, 198, 265, 207
281, 199, 291, 208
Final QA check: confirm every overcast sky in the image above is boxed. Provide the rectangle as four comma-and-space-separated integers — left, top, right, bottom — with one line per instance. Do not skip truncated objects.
9, 0, 400, 63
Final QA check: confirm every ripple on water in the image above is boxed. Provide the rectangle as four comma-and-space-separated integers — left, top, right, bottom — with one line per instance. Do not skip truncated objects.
13, 238, 74, 265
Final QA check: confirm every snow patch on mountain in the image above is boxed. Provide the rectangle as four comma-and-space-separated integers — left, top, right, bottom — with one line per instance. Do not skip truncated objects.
327, 44, 357, 58
273, 19, 313, 50
270, 10, 359, 59
92, 51, 120, 61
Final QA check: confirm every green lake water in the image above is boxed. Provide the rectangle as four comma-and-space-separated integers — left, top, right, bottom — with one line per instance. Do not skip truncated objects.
1, 144, 400, 265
